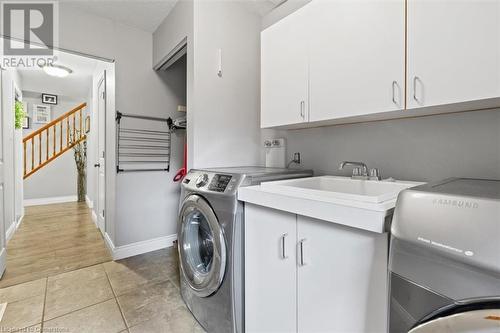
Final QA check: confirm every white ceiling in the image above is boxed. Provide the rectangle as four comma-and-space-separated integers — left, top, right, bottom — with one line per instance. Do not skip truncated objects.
62, 0, 285, 33
63, 0, 180, 33
18, 49, 100, 98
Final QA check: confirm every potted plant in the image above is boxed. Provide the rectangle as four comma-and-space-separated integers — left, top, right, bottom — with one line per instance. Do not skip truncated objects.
14, 100, 25, 129
70, 130, 87, 202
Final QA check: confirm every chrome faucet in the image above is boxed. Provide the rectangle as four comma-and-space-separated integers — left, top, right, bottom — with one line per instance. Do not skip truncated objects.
339, 161, 381, 180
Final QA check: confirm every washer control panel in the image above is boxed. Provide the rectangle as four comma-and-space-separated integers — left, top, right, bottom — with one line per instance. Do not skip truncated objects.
195, 173, 209, 188
208, 174, 233, 192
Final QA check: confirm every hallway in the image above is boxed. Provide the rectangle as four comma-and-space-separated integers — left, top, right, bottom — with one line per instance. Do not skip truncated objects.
0, 202, 111, 288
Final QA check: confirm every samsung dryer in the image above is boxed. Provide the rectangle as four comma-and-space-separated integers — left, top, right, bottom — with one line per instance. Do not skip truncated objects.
389, 178, 500, 333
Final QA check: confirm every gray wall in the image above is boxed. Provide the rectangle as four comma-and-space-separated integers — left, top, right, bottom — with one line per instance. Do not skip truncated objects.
154, 0, 262, 169
283, 109, 500, 182
114, 58, 186, 245
22, 95, 87, 200
191, 0, 261, 168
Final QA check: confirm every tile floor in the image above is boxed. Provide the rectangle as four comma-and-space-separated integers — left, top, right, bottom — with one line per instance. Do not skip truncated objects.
0, 248, 205, 333
0, 202, 204, 333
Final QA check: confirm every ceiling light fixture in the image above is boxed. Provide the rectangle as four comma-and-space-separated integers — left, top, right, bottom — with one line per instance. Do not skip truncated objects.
42, 64, 73, 78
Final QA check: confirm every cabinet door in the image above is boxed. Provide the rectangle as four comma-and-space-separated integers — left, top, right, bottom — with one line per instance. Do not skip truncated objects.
407, 0, 500, 108
309, 0, 405, 122
245, 204, 297, 332
261, 5, 310, 128
297, 216, 388, 333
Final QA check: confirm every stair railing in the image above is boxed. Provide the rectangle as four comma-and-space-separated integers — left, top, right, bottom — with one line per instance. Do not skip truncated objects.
23, 103, 87, 179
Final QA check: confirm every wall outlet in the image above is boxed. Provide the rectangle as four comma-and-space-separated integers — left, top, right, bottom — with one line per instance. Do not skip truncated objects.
293, 152, 301, 164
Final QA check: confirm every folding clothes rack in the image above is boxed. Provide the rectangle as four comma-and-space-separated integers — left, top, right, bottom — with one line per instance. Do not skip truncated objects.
116, 111, 171, 173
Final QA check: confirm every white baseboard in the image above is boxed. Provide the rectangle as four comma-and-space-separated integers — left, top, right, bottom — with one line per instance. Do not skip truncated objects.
0, 248, 5, 279
24, 195, 78, 207
85, 195, 93, 209
104, 232, 177, 261
91, 210, 98, 227
5, 215, 24, 244
6, 221, 17, 242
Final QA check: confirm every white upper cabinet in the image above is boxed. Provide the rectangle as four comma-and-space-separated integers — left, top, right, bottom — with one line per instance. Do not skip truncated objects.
407, 0, 500, 109
261, 6, 311, 128
309, 0, 405, 121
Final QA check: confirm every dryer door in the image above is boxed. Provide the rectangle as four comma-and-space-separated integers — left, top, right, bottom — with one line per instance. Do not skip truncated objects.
409, 298, 500, 333
178, 194, 226, 297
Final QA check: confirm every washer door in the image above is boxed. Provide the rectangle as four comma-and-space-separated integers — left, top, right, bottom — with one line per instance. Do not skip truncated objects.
409, 298, 500, 333
178, 194, 226, 297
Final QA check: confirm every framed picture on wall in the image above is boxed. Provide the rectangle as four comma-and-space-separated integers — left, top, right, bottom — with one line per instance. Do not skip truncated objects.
33, 104, 51, 124
22, 116, 30, 129
42, 93, 58, 105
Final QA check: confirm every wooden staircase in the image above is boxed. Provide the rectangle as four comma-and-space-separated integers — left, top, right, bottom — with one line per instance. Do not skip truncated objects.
23, 103, 87, 179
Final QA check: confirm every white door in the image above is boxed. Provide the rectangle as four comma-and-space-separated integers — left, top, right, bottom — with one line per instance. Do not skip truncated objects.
309, 0, 405, 122
245, 204, 297, 332
0, 69, 6, 277
261, 4, 311, 128
407, 0, 500, 108
297, 215, 388, 333
96, 74, 106, 235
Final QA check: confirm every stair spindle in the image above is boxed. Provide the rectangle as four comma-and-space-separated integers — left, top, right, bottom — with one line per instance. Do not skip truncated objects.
46, 129, 49, 161
60, 122, 63, 153
79, 109, 83, 139
38, 134, 42, 166
31, 137, 34, 171
23, 141, 27, 177
53, 125, 56, 157
66, 117, 70, 146
73, 114, 76, 141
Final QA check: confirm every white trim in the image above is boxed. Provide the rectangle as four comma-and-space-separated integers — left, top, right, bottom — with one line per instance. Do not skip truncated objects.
0, 302, 7, 322
6, 221, 16, 242
104, 232, 177, 261
91, 210, 98, 227
0, 248, 5, 279
5, 215, 24, 243
85, 195, 93, 209
24, 195, 77, 207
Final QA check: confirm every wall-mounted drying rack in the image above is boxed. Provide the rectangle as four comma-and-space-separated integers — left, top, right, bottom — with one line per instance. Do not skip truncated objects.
116, 111, 171, 173
167, 116, 186, 131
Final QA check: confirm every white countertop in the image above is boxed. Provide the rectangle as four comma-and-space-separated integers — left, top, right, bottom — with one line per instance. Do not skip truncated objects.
238, 177, 423, 233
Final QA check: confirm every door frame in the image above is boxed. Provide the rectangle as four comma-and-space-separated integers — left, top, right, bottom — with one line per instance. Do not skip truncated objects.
96, 72, 106, 235
12, 83, 22, 229
0, 67, 6, 277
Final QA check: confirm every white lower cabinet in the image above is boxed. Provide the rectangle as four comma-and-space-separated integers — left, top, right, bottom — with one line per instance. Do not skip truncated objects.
245, 204, 389, 333
245, 204, 297, 333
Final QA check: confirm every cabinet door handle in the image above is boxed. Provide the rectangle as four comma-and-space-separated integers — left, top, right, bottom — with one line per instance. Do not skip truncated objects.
392, 80, 399, 106
298, 238, 306, 266
300, 101, 305, 119
413, 76, 421, 103
280, 233, 288, 259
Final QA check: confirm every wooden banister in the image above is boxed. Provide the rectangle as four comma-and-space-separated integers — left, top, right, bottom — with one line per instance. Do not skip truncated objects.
23, 102, 88, 179
23, 103, 86, 142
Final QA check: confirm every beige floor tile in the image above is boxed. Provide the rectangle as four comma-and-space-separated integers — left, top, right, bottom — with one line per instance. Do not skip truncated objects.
129, 306, 205, 333
43, 299, 126, 333
0, 295, 44, 330
117, 280, 184, 328
0, 278, 46, 303
44, 265, 114, 320
104, 248, 178, 296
